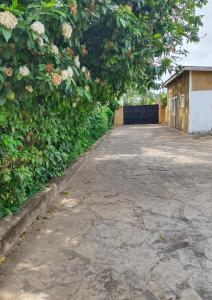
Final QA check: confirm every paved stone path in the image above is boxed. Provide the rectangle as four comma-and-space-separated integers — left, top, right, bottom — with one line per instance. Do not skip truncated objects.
1, 125, 212, 300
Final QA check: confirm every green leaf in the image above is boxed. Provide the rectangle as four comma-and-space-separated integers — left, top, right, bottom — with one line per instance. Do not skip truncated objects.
0, 97, 7, 106
3, 173, 11, 183
3, 48, 12, 60
43, 34, 49, 42
119, 18, 127, 28
0, 114, 7, 127
11, 0, 18, 9
153, 33, 162, 39
41, 0, 55, 8
0, 74, 4, 84
177, 25, 184, 35
31, 31, 38, 40
1, 27, 12, 42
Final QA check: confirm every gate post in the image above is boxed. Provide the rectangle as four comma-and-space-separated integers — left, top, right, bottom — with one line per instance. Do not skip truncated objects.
114, 106, 124, 126
159, 104, 166, 124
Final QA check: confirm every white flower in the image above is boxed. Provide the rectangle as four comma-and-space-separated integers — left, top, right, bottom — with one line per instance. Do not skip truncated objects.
61, 67, 73, 81
4, 67, 13, 77
62, 23, 73, 39
95, 78, 101, 84
61, 70, 69, 81
72, 102, 77, 108
85, 69, 91, 80
113, 4, 119, 11
81, 66, 86, 73
74, 56, 80, 68
25, 85, 33, 93
31, 21, 45, 35
37, 37, 44, 47
85, 85, 90, 91
67, 67, 73, 78
51, 43, 59, 55
0, 11, 17, 30
19, 66, 30, 77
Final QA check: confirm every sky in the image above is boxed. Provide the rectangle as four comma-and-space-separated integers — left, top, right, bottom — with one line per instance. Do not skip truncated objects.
163, 1, 212, 81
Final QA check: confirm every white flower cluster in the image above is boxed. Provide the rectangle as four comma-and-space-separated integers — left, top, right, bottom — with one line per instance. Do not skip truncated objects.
0, 11, 18, 30
25, 85, 33, 93
81, 66, 86, 73
113, 4, 119, 11
51, 73, 62, 87
74, 56, 80, 68
95, 78, 101, 84
51, 43, 59, 55
4, 67, 13, 77
61, 67, 73, 81
62, 23, 73, 39
81, 66, 90, 80
31, 21, 45, 35
19, 66, 30, 77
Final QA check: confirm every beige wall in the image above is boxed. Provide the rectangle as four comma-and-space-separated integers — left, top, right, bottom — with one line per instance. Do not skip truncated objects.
166, 71, 189, 132
114, 107, 123, 126
192, 71, 212, 91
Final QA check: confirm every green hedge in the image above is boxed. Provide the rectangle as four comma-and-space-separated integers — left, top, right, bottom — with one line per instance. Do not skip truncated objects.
0, 99, 113, 219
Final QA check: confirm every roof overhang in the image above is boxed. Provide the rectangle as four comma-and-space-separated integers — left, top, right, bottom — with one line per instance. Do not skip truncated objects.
164, 66, 212, 87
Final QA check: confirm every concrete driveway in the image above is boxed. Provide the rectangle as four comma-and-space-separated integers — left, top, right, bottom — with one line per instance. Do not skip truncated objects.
0, 125, 212, 300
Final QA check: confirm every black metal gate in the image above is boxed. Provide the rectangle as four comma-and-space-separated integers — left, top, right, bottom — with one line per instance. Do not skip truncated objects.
124, 105, 159, 125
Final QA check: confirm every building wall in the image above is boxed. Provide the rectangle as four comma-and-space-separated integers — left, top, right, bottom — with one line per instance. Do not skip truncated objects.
166, 71, 189, 132
189, 71, 212, 133
189, 91, 212, 133
192, 71, 212, 91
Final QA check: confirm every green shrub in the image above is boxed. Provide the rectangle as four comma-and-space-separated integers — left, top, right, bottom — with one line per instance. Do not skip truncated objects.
89, 107, 113, 141
0, 98, 113, 218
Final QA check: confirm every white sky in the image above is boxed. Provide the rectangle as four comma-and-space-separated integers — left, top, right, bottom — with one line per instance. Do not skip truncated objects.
163, 1, 212, 81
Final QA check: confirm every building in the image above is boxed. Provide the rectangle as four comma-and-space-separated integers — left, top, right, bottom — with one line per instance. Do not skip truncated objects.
164, 66, 212, 133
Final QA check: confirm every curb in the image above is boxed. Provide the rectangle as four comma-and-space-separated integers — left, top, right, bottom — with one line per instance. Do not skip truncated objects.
0, 129, 112, 256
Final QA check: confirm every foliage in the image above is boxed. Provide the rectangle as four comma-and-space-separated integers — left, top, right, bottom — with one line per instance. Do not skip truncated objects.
158, 92, 167, 107
121, 89, 167, 106
121, 89, 155, 105
0, 101, 113, 218
0, 0, 207, 217
0, 0, 207, 101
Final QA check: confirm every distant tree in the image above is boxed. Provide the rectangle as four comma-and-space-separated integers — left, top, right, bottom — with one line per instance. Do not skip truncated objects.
121, 89, 167, 106
158, 92, 167, 107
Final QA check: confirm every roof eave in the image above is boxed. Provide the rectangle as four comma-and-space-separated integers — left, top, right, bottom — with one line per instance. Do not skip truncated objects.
163, 68, 185, 87
163, 66, 212, 87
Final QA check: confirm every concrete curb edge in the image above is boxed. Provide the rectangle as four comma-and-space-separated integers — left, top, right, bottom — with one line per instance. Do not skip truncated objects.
0, 129, 112, 256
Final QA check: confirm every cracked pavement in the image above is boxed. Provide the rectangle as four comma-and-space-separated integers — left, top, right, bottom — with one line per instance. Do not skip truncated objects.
0, 125, 212, 300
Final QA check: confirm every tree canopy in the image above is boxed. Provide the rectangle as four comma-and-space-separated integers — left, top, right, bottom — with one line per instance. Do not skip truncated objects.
0, 0, 208, 104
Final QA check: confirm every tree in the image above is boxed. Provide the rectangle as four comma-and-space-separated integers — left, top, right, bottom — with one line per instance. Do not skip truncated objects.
82, 0, 207, 95
0, 0, 207, 104
120, 89, 167, 106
